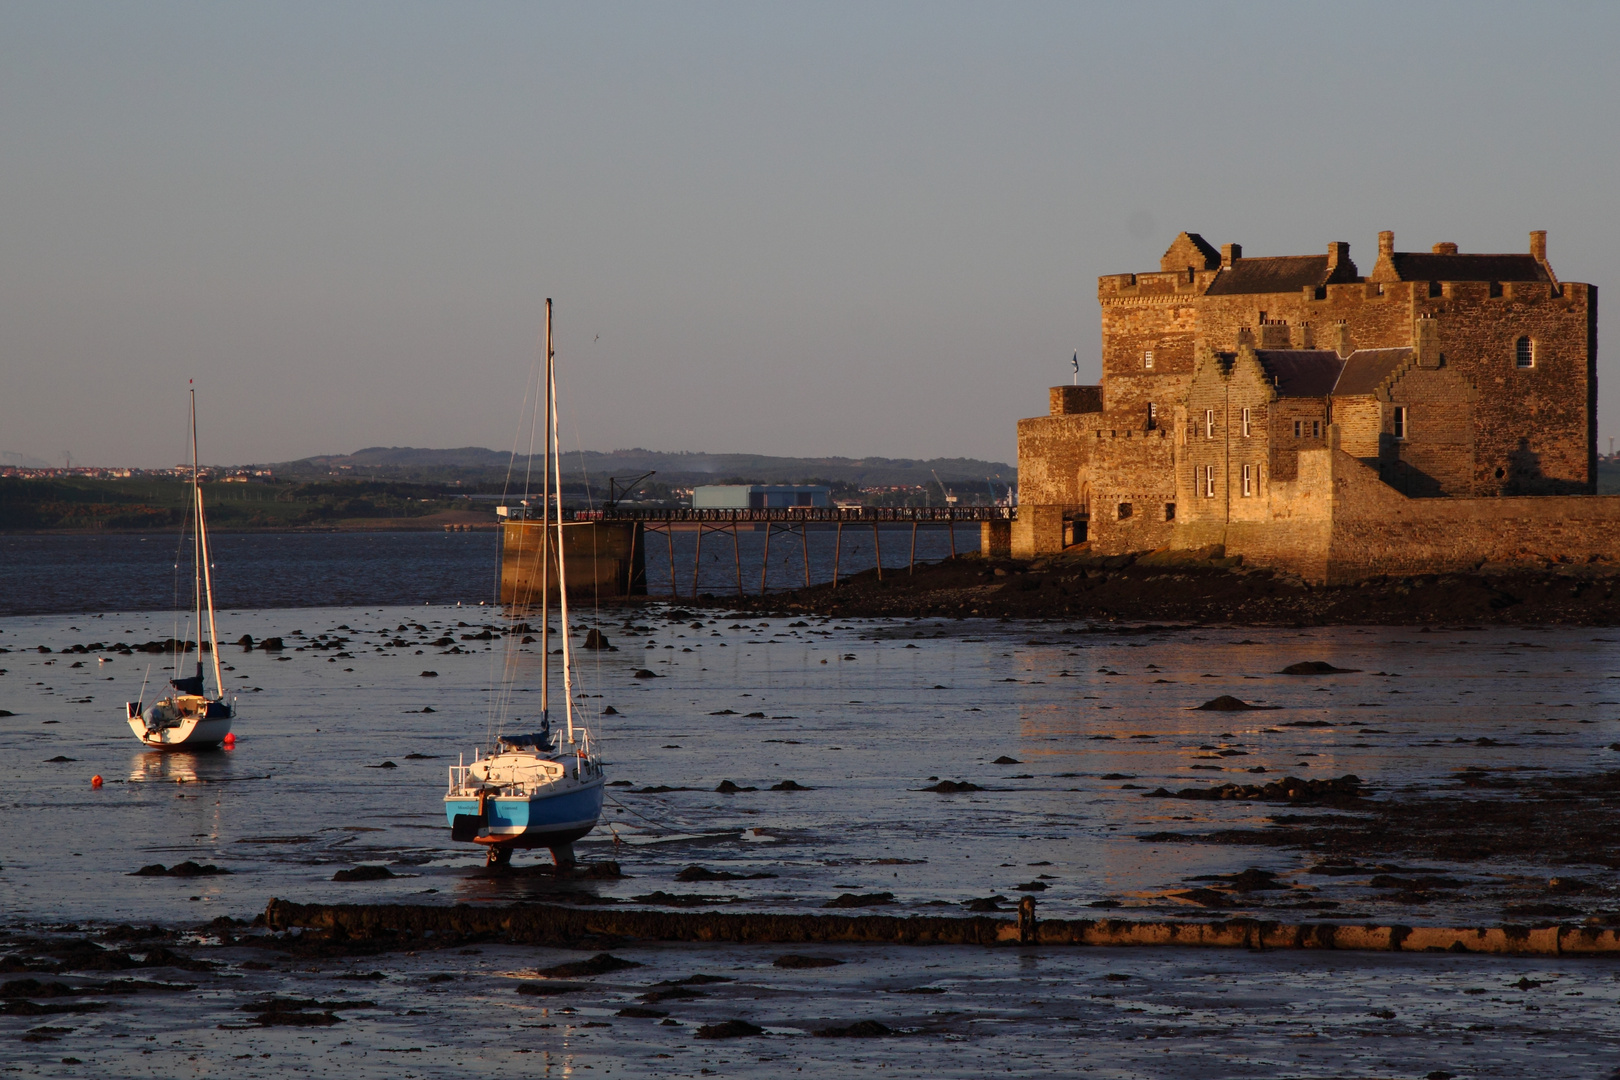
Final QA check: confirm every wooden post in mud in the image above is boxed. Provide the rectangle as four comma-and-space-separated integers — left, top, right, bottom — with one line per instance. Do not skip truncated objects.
909, 522, 918, 573
801, 525, 810, 587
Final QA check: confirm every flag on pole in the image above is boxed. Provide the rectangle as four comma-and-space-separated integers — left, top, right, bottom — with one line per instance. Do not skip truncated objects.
1071, 351, 1079, 385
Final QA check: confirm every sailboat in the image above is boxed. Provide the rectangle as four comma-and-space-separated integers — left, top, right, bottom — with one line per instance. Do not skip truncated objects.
444, 300, 605, 869
124, 387, 236, 749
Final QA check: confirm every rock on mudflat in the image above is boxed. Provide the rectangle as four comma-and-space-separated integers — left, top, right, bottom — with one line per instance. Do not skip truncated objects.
1194, 695, 1279, 711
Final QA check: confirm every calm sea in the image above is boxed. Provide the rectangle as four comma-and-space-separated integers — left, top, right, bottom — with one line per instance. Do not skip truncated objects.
0, 526, 976, 616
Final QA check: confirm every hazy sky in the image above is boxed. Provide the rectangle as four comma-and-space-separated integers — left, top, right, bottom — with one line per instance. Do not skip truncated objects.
4, 2, 1618, 468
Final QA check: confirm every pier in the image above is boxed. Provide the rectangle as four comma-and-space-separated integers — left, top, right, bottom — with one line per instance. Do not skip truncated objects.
501, 506, 1011, 604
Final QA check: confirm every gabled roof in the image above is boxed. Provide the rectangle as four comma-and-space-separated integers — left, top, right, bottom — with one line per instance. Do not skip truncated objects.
1333, 348, 1413, 396
1205, 255, 1358, 296
1253, 350, 1346, 397
1380, 252, 1551, 283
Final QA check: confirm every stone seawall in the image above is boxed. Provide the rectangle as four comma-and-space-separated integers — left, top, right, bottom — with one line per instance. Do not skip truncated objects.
1183, 450, 1620, 584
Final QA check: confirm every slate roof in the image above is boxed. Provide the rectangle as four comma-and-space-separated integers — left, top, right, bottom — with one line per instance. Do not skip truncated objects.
1384, 252, 1550, 283
1254, 350, 1347, 397
1206, 256, 1334, 296
1333, 348, 1413, 396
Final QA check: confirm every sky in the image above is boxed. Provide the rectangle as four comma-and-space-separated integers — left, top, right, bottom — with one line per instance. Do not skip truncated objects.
3, 1, 1619, 468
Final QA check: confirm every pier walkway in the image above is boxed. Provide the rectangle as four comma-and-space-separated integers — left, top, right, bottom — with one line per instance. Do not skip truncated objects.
565, 506, 1009, 598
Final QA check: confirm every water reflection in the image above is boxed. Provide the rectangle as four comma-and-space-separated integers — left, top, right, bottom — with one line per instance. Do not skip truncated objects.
127, 747, 227, 785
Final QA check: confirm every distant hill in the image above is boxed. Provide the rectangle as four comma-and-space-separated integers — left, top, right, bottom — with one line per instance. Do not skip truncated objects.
268, 446, 1015, 489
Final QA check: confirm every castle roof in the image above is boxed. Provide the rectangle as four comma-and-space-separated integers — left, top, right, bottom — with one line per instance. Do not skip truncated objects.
1379, 252, 1551, 283
1333, 348, 1413, 396
1205, 254, 1359, 296
1253, 350, 1346, 397
1249, 347, 1416, 398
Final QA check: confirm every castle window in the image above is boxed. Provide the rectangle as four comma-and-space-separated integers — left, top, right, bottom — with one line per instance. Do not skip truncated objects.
1205, 409, 1215, 438
1203, 465, 1216, 498
1241, 407, 1251, 438
1144, 350, 1154, 370
1393, 406, 1407, 440
1147, 402, 1157, 430
1515, 336, 1534, 368
1241, 464, 1253, 497
1165, 503, 1176, 521
1293, 419, 1301, 438
1117, 502, 1133, 520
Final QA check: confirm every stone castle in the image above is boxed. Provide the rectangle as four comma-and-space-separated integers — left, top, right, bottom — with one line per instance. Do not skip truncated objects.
1011, 230, 1611, 583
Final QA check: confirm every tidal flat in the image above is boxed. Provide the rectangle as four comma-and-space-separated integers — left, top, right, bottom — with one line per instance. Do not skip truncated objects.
3, 605, 1620, 1077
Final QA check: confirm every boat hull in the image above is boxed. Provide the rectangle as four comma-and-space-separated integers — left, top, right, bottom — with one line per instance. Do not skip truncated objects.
444, 777, 605, 849
125, 711, 232, 750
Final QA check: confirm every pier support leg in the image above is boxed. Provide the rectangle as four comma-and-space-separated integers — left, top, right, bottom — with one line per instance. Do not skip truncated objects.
872, 523, 882, 581
909, 522, 917, 574
665, 528, 677, 599
549, 842, 577, 869
692, 527, 703, 599
833, 522, 843, 588
731, 523, 743, 597
949, 519, 957, 559
800, 525, 810, 587
760, 524, 773, 596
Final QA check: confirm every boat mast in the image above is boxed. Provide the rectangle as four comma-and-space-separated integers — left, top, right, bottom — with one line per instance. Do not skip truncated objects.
538, 299, 552, 723
192, 392, 224, 699
190, 387, 204, 690
549, 341, 576, 746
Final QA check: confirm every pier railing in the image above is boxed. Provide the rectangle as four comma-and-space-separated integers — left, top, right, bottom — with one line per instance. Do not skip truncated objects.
571, 505, 1010, 524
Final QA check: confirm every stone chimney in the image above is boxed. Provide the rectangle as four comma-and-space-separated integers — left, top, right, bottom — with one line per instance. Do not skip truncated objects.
1333, 320, 1354, 359
1530, 230, 1547, 262
1431, 242, 1458, 255
1220, 243, 1242, 269
1258, 319, 1291, 349
1326, 241, 1350, 272
1378, 230, 1395, 258
1414, 314, 1440, 368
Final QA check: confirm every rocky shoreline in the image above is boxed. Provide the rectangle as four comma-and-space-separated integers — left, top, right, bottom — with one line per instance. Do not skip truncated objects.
691, 550, 1620, 625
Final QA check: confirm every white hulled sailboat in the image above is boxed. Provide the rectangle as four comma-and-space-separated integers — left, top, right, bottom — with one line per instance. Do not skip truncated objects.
125, 387, 236, 748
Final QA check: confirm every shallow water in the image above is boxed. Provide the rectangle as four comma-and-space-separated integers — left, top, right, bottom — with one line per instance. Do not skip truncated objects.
3, 604, 1620, 1076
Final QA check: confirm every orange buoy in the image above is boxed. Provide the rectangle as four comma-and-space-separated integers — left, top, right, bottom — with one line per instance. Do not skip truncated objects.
91, 775, 103, 788
223, 732, 236, 748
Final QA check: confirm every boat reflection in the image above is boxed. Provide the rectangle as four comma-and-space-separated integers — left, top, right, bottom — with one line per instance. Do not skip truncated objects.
128, 749, 227, 785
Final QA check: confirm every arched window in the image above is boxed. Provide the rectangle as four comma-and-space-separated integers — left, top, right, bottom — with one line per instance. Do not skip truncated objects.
1515, 337, 1534, 368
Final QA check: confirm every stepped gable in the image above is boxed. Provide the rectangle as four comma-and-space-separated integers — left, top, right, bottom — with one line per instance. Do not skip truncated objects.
1332, 348, 1413, 397
1252, 349, 1345, 397
1160, 231, 1221, 273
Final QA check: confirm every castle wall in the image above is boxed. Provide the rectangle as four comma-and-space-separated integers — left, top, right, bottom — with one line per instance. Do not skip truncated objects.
1198, 450, 1620, 584
1377, 363, 1477, 496
1413, 281, 1596, 494
1081, 428, 1178, 554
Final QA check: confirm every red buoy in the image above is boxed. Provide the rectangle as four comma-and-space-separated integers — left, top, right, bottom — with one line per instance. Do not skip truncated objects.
223, 733, 236, 749
91, 775, 103, 788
